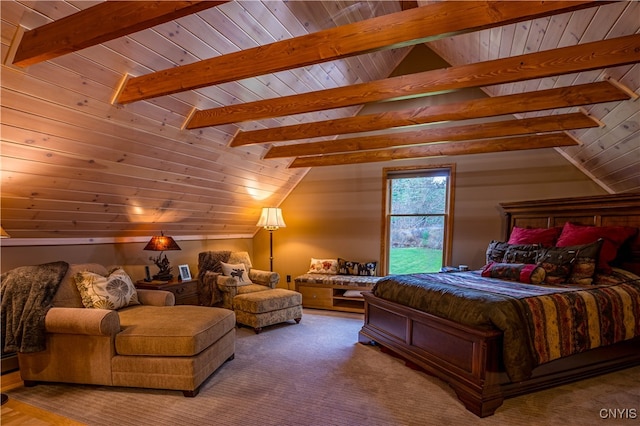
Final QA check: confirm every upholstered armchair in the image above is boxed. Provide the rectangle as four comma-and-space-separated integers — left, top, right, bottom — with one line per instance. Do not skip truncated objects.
197, 251, 279, 309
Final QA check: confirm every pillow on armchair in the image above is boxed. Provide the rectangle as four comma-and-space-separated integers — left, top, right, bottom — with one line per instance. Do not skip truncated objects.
220, 262, 253, 285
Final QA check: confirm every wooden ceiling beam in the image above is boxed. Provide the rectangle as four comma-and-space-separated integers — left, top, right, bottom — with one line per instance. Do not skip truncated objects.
265, 112, 598, 159
117, 1, 601, 104
289, 133, 579, 168
233, 80, 629, 146
12, 1, 227, 67
188, 34, 640, 128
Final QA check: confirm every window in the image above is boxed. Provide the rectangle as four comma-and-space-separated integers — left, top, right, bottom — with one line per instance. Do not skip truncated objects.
382, 165, 454, 275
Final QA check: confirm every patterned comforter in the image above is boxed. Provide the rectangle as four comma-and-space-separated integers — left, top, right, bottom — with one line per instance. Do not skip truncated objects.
371, 269, 640, 382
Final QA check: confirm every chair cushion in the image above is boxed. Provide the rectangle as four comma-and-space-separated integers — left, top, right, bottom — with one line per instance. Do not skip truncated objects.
116, 306, 235, 357
237, 284, 272, 294
233, 289, 302, 314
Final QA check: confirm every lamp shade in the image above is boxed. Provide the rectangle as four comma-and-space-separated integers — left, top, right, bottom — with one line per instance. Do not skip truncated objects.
143, 232, 181, 251
256, 207, 286, 231
0, 226, 10, 238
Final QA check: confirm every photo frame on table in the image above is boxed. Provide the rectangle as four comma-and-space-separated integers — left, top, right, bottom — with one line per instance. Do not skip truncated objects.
178, 264, 192, 281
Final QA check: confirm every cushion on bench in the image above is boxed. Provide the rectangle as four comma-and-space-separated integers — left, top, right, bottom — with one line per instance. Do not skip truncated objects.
294, 273, 382, 288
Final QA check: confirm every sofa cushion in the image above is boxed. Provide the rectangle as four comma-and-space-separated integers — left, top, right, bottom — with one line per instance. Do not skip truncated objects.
233, 289, 302, 314
53, 263, 108, 308
116, 305, 235, 357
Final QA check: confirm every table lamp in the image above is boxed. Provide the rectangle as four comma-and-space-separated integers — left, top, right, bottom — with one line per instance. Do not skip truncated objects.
143, 232, 181, 281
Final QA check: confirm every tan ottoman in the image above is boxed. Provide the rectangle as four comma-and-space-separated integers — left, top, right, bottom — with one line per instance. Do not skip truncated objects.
233, 289, 302, 334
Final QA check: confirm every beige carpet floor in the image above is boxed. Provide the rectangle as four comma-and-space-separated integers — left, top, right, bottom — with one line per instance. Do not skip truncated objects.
6, 309, 640, 425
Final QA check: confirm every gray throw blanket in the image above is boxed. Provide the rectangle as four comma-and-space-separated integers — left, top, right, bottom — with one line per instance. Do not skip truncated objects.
1, 261, 69, 353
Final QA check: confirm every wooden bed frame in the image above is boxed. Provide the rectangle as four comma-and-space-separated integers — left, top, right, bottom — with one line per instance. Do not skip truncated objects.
359, 193, 640, 417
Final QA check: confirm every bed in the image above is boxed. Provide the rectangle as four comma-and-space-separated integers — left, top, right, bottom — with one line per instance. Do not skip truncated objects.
358, 193, 640, 417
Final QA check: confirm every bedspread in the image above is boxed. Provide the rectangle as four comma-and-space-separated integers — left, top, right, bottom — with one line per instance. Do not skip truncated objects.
372, 269, 640, 382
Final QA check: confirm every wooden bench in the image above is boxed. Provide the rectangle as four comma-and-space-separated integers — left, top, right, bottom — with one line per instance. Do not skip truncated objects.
294, 273, 383, 313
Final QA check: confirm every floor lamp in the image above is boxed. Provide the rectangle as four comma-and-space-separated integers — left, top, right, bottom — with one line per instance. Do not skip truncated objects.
256, 208, 286, 272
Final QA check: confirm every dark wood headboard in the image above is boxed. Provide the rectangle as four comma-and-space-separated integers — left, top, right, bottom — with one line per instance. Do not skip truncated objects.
499, 193, 640, 275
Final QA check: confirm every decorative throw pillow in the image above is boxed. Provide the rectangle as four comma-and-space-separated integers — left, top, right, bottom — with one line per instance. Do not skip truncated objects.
481, 262, 546, 284
565, 239, 603, 285
556, 222, 637, 273
220, 262, 252, 284
486, 241, 509, 263
337, 258, 378, 276
508, 226, 561, 247
503, 246, 543, 264
307, 258, 338, 274
338, 258, 360, 275
486, 241, 540, 264
359, 261, 377, 276
537, 245, 586, 285
74, 268, 139, 310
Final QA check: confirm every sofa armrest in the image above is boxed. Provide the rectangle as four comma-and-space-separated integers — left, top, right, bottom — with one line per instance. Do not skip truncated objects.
45, 307, 120, 335
136, 288, 175, 306
249, 269, 279, 288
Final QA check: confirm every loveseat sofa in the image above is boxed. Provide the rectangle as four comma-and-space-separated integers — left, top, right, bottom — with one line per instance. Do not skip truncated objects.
9, 262, 235, 396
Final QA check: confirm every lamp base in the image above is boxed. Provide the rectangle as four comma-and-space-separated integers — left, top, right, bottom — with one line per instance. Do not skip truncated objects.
153, 273, 173, 281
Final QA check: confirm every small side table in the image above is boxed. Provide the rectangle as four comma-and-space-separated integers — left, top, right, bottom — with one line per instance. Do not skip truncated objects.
135, 278, 199, 305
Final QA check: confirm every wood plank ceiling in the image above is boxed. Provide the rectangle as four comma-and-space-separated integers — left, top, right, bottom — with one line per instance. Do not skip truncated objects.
0, 1, 638, 240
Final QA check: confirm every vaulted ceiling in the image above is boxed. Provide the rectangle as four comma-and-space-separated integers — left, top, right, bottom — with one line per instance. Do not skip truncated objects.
1, 1, 638, 240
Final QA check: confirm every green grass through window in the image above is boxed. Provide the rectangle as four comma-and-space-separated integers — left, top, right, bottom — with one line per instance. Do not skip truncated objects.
388, 247, 442, 275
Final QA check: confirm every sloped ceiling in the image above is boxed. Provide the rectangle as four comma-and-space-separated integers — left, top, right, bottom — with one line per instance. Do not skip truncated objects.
0, 1, 638, 241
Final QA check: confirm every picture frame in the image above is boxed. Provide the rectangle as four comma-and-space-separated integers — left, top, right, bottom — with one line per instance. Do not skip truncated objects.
178, 264, 192, 281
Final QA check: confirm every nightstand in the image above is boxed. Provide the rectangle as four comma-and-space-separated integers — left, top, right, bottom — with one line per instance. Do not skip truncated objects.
135, 278, 199, 305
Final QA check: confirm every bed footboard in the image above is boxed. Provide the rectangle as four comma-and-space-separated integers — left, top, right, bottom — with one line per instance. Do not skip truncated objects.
359, 291, 504, 417
359, 291, 640, 418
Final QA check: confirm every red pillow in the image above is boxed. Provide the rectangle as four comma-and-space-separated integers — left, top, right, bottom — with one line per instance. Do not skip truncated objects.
555, 222, 637, 273
508, 226, 561, 247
